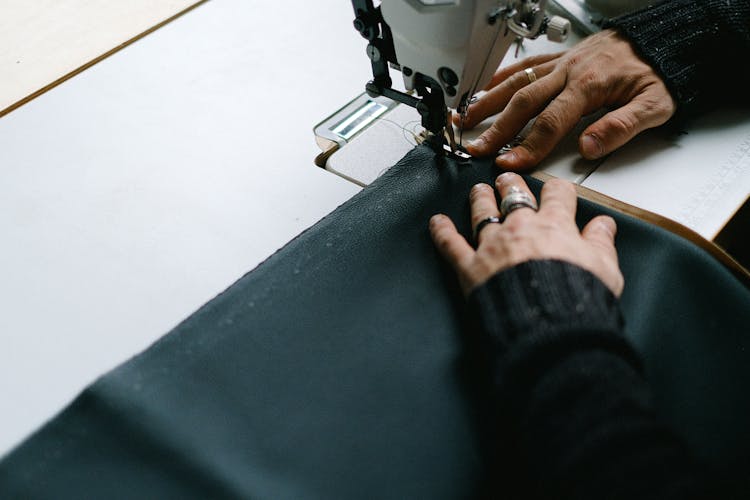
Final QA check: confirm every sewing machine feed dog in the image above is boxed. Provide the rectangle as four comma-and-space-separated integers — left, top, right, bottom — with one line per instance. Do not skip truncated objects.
350, 0, 569, 158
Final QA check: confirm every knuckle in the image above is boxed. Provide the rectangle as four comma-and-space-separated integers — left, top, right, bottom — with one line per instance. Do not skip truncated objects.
550, 214, 575, 230
641, 94, 674, 122
576, 70, 602, 91
537, 218, 563, 233
482, 122, 505, 145
481, 241, 501, 257
563, 53, 581, 69
606, 113, 636, 138
532, 112, 563, 139
509, 88, 536, 113
548, 178, 576, 195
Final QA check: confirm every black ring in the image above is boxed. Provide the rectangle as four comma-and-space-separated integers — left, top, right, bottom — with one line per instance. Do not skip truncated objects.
474, 216, 502, 241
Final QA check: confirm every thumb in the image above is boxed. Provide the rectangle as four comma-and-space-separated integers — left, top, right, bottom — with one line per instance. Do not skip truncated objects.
579, 91, 673, 160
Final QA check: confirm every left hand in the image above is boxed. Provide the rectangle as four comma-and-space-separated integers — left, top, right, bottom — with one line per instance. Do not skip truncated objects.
429, 172, 624, 296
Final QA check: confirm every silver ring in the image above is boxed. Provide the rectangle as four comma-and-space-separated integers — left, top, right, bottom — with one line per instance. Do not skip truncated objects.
474, 216, 502, 240
524, 67, 537, 83
500, 187, 538, 217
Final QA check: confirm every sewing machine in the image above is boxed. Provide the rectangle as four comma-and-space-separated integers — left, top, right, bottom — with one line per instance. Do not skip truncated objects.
315, 0, 583, 184
344, 0, 570, 157
314, 0, 750, 271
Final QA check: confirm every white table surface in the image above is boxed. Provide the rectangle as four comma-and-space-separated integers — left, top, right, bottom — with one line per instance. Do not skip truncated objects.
0, 0, 367, 456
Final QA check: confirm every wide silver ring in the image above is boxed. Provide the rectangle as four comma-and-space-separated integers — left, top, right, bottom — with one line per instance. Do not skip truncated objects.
474, 216, 502, 241
500, 188, 538, 217
524, 67, 537, 83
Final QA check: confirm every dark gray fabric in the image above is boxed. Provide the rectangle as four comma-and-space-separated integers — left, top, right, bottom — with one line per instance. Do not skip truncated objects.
2, 144, 748, 498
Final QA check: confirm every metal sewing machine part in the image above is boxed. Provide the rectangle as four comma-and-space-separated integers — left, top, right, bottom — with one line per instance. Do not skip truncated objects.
351, 0, 570, 156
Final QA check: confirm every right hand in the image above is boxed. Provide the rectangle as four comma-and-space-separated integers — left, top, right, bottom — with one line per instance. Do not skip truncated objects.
457, 29, 676, 171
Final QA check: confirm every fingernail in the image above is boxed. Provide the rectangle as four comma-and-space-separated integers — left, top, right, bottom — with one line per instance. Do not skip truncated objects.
496, 150, 518, 167
581, 134, 603, 159
430, 214, 444, 227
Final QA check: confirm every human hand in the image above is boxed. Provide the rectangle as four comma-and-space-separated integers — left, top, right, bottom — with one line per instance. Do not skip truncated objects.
429, 173, 624, 296
458, 29, 676, 170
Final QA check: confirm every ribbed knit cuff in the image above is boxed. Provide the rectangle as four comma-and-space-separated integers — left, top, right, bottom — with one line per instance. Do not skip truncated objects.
468, 260, 643, 426
606, 0, 750, 120
608, 0, 707, 118
469, 259, 623, 350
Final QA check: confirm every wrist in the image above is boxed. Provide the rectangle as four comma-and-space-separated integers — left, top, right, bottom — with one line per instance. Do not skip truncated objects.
468, 259, 623, 349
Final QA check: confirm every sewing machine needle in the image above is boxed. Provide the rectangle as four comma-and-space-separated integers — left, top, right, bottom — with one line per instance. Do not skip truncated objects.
457, 95, 472, 150
459, 111, 465, 148
446, 108, 457, 153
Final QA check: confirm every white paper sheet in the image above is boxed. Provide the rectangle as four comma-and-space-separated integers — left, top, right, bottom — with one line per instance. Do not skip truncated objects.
584, 110, 750, 240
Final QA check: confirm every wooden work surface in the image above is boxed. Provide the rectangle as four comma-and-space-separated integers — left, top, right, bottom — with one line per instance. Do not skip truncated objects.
0, 0, 205, 117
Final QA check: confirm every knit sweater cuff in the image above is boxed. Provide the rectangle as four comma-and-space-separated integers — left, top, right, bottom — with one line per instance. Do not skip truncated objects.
468, 260, 644, 427
469, 259, 623, 349
605, 0, 733, 119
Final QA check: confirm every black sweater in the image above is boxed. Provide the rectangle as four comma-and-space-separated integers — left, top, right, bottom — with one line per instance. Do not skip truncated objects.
470, 260, 712, 499
607, 0, 750, 121
469, 4, 750, 497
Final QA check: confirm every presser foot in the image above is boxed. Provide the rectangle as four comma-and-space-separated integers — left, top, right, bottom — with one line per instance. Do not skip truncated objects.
442, 143, 472, 161
419, 130, 472, 163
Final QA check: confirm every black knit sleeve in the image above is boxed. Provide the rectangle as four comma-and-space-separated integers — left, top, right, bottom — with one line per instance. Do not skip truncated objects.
606, 0, 750, 120
468, 259, 706, 500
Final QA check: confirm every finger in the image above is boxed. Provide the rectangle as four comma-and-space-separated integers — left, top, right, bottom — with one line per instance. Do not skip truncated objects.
581, 215, 623, 297
538, 178, 577, 222
485, 52, 562, 90
468, 68, 567, 157
429, 214, 475, 269
459, 60, 557, 130
494, 172, 538, 219
581, 215, 617, 253
469, 183, 502, 241
579, 87, 676, 159
496, 87, 588, 170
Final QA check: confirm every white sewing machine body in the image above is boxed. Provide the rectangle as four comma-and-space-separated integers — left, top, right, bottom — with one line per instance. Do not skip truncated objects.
382, 0, 524, 109
318, 1, 750, 242
350, 0, 569, 151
